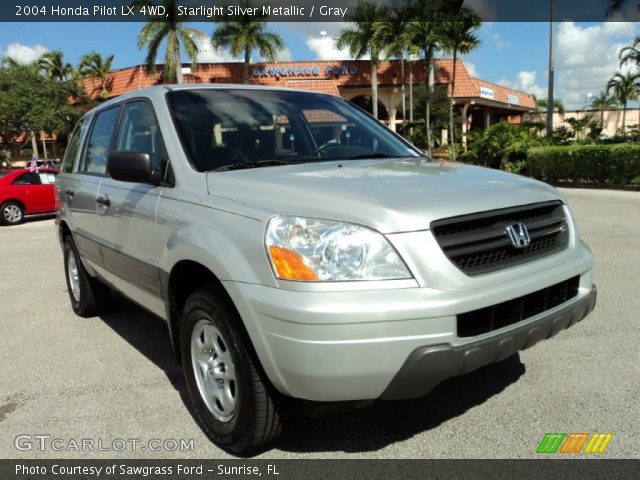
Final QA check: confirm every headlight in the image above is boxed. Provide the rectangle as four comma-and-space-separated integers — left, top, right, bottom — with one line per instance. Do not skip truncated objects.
265, 215, 412, 282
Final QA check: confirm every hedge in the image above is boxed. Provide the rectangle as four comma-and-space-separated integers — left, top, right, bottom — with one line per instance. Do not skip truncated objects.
527, 144, 640, 184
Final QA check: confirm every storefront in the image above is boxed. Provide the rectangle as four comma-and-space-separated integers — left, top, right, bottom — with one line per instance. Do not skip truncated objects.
89, 58, 535, 144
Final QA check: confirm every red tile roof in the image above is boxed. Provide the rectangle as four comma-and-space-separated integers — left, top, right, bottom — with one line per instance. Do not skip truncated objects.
81, 59, 535, 110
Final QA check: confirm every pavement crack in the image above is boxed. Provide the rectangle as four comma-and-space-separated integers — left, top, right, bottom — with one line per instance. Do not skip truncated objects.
0, 393, 29, 422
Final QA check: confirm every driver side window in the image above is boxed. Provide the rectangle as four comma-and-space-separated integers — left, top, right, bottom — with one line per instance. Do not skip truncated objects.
115, 101, 167, 174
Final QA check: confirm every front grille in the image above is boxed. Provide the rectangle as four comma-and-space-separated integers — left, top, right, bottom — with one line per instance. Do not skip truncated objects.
431, 201, 569, 275
457, 276, 580, 337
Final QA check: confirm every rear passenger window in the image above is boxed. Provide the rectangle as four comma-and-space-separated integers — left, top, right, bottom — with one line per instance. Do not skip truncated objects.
83, 106, 121, 174
61, 118, 86, 173
115, 101, 166, 173
12, 172, 41, 185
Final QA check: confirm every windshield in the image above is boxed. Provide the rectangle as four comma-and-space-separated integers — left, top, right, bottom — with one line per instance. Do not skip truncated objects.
166, 89, 422, 172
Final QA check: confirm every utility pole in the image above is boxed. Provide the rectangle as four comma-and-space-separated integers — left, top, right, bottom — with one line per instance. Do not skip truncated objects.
546, 0, 556, 137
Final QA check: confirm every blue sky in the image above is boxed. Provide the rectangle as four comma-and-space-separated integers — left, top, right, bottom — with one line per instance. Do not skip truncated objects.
1, 21, 638, 109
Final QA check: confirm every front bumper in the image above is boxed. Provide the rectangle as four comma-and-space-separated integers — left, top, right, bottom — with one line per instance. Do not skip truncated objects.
381, 285, 597, 400
222, 239, 595, 402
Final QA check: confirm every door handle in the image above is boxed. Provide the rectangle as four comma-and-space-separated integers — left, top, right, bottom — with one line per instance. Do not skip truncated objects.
96, 195, 110, 207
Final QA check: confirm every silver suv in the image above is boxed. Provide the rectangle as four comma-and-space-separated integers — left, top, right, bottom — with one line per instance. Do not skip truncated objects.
55, 85, 596, 454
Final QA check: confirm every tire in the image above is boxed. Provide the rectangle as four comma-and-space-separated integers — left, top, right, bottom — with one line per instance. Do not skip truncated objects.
1, 201, 24, 225
180, 286, 287, 455
63, 236, 110, 317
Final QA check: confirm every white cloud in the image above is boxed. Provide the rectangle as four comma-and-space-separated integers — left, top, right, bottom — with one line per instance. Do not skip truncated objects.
305, 35, 355, 61
464, 60, 479, 78
499, 70, 545, 99
2, 43, 48, 64
274, 47, 292, 62
555, 21, 639, 108
496, 22, 640, 109
490, 33, 510, 50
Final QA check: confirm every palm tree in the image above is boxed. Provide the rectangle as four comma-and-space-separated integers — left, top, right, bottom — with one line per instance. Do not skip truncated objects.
211, 0, 285, 84
337, 1, 384, 119
78, 51, 114, 99
606, 72, 639, 137
439, 6, 481, 161
619, 36, 640, 67
374, 4, 412, 123
403, 0, 451, 156
535, 97, 565, 115
134, 0, 205, 84
38, 50, 74, 81
590, 91, 619, 125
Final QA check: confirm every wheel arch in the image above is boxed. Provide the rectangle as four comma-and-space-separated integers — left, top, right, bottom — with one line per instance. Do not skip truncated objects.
165, 260, 242, 362
1, 198, 26, 212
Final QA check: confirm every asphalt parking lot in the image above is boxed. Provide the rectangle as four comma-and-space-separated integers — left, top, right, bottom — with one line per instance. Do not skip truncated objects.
0, 188, 638, 459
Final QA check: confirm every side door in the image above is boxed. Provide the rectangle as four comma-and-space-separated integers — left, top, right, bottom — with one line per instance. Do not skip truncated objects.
71, 105, 122, 270
10, 172, 42, 213
97, 99, 170, 317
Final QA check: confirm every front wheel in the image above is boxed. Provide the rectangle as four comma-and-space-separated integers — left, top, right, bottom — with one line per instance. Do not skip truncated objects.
180, 287, 287, 454
1, 201, 24, 225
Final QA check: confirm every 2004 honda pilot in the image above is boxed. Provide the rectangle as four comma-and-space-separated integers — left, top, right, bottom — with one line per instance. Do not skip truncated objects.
55, 85, 596, 454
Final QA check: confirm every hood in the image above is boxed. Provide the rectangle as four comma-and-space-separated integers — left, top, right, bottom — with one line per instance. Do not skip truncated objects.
206, 158, 564, 233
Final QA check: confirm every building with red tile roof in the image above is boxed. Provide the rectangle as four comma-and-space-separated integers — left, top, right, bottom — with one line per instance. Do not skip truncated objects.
84, 58, 534, 140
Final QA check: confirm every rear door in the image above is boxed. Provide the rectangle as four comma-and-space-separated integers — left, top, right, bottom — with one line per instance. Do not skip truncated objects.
10, 171, 43, 213
95, 99, 170, 316
71, 105, 122, 269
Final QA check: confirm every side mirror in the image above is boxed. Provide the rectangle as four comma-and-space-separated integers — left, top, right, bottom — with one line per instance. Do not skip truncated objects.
107, 152, 154, 184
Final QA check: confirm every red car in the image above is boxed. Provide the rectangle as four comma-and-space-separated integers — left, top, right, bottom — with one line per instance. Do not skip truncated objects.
0, 168, 59, 225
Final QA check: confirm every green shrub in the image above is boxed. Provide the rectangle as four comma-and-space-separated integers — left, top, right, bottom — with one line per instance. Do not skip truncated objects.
464, 123, 545, 170
527, 144, 640, 184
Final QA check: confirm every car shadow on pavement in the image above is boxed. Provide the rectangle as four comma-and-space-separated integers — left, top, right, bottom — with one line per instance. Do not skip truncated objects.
278, 354, 525, 454
98, 292, 526, 455
97, 292, 190, 406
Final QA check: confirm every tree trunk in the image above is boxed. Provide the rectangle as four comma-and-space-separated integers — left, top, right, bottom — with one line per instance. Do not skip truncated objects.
400, 52, 406, 124
371, 61, 378, 119
174, 41, 183, 84
31, 131, 39, 159
409, 57, 414, 133
244, 48, 250, 84
425, 46, 433, 157
622, 104, 627, 138
449, 49, 458, 161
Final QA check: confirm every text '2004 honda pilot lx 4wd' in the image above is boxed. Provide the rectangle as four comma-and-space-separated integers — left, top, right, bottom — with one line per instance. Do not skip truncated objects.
56, 85, 596, 454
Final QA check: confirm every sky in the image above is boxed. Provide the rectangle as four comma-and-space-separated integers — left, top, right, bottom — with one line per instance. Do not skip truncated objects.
1, 20, 639, 109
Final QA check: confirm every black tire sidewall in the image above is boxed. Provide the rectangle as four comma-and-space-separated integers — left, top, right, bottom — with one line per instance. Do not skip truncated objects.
63, 237, 84, 314
180, 292, 252, 449
1, 202, 23, 225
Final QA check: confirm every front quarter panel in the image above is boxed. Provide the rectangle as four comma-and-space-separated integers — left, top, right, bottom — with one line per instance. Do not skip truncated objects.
157, 191, 276, 288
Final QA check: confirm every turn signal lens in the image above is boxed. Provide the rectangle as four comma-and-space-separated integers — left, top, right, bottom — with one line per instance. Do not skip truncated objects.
268, 245, 319, 281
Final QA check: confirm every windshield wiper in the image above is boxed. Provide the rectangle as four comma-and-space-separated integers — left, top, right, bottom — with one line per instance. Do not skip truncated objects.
212, 159, 298, 172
